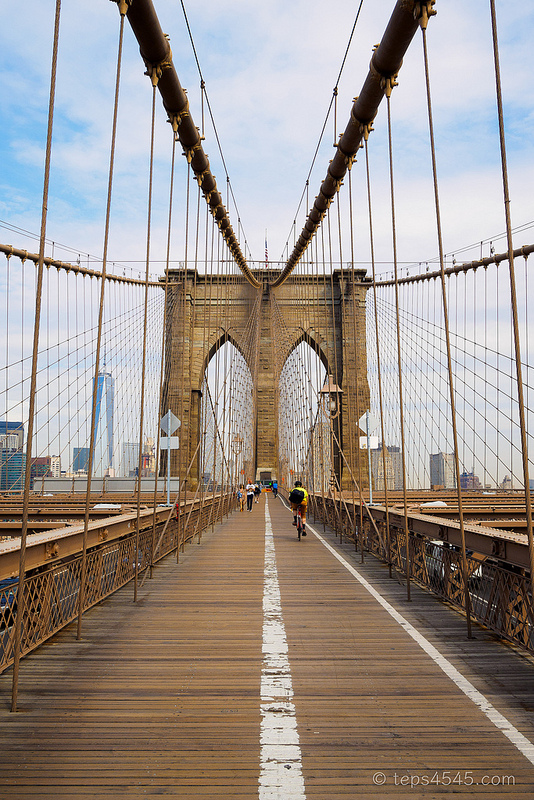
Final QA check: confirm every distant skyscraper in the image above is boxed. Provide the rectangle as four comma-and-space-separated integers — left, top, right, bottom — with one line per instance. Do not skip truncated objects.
460, 471, 482, 491
93, 369, 115, 475
371, 446, 395, 491
371, 445, 404, 491
122, 442, 139, 477
0, 421, 25, 492
387, 446, 404, 490
0, 421, 24, 450
0, 451, 26, 492
430, 452, 456, 489
501, 475, 513, 492
50, 456, 61, 478
73, 447, 90, 474
30, 456, 52, 488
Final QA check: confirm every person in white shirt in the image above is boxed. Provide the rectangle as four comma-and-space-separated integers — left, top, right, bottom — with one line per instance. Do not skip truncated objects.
246, 480, 255, 511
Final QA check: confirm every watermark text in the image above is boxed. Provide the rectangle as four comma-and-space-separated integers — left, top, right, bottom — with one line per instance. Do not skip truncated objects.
372, 771, 516, 788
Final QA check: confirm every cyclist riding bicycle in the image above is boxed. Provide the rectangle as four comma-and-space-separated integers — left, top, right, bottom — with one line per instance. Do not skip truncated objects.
289, 480, 308, 536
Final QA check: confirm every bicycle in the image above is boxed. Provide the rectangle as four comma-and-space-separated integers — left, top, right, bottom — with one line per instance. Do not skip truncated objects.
296, 506, 304, 541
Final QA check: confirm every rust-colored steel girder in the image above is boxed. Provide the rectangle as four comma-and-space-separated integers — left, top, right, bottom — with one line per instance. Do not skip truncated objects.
271, 0, 431, 288
116, 0, 260, 289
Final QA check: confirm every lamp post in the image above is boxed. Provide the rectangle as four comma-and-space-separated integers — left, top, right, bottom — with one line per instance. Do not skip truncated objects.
319, 375, 343, 491
231, 433, 243, 495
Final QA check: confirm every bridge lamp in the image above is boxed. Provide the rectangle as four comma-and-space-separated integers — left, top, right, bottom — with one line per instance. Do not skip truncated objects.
319, 375, 343, 418
231, 433, 243, 486
319, 375, 343, 490
231, 433, 243, 455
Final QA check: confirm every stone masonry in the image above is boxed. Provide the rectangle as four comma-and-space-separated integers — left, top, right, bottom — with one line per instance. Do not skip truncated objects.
163, 268, 370, 490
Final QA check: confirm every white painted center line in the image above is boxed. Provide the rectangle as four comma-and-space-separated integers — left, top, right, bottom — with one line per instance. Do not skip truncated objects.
259, 498, 306, 800
308, 521, 534, 767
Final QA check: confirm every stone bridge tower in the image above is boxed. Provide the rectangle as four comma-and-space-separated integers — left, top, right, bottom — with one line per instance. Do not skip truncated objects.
163, 268, 370, 491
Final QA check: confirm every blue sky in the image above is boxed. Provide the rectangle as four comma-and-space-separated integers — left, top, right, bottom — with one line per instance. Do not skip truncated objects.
1, 0, 533, 279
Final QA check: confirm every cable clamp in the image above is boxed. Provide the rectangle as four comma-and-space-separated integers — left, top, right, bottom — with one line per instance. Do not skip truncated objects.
195, 168, 211, 188
413, 1, 436, 30
362, 122, 374, 141
383, 74, 399, 98
183, 141, 202, 164
349, 108, 367, 133
168, 105, 190, 137
144, 38, 173, 87
111, 0, 132, 17
369, 48, 400, 97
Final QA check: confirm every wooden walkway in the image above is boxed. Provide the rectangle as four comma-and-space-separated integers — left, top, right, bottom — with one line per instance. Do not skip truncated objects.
1, 494, 534, 797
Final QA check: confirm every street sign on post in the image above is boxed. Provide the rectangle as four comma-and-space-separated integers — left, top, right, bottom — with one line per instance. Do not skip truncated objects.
160, 437, 180, 449
160, 411, 181, 506
359, 411, 379, 504
359, 436, 379, 450
161, 410, 181, 436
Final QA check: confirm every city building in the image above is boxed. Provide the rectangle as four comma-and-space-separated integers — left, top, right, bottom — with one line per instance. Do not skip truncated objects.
30, 457, 53, 488
460, 471, 482, 491
0, 421, 24, 450
141, 438, 156, 477
93, 369, 115, 476
72, 447, 90, 474
122, 442, 139, 477
501, 475, 513, 492
429, 452, 456, 489
0, 450, 26, 492
0, 421, 25, 492
387, 445, 404, 490
371, 445, 394, 492
50, 456, 61, 478
370, 444, 404, 492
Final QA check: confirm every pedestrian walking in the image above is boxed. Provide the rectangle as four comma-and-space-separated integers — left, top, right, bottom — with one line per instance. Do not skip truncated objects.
246, 480, 255, 511
238, 485, 245, 512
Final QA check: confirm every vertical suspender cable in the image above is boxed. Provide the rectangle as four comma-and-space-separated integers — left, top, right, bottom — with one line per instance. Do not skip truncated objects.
11, 0, 62, 713
150, 132, 177, 568
386, 89, 411, 601
346, 168, 359, 547
365, 136, 392, 575
178, 164, 191, 552
134, 80, 158, 602
76, 4, 127, 637
488, 0, 534, 588
420, 14, 472, 636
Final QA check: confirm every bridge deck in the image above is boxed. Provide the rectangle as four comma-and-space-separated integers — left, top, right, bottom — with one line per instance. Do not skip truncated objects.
1, 494, 534, 797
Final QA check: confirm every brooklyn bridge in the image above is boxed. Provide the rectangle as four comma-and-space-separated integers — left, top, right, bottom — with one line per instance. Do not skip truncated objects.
1, 0, 534, 796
